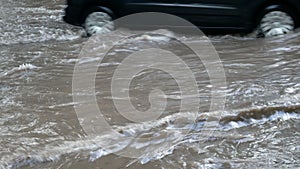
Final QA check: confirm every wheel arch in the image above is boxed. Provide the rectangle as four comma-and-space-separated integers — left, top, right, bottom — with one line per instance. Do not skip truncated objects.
82, 6, 116, 27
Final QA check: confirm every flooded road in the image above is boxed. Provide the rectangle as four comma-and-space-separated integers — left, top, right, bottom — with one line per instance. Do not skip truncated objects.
1, 0, 300, 168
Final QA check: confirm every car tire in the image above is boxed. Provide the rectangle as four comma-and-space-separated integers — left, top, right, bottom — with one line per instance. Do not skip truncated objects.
257, 8, 295, 37
84, 12, 114, 36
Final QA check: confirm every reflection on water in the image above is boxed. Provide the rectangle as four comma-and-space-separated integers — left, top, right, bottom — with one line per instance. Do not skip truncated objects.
0, 0, 299, 169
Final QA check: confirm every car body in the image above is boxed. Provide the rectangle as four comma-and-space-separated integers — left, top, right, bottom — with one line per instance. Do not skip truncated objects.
63, 0, 300, 34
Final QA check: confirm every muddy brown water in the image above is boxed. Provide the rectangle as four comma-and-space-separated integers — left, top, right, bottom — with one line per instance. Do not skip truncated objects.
1, 0, 300, 169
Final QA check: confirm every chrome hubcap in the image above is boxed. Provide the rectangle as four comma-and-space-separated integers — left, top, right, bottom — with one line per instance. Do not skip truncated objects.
85, 12, 114, 36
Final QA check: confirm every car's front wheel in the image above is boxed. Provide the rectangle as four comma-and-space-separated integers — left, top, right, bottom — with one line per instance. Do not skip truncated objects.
257, 9, 295, 37
84, 12, 114, 36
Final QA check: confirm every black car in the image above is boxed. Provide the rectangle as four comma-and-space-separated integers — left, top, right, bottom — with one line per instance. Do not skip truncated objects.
63, 0, 300, 37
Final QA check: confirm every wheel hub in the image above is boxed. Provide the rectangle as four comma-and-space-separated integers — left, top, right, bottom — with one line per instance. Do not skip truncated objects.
259, 11, 295, 37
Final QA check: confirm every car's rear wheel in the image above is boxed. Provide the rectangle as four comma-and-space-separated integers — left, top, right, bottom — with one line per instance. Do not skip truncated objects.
84, 12, 114, 36
257, 8, 295, 37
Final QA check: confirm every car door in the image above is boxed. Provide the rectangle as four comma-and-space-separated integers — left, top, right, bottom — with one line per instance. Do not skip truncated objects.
174, 0, 243, 30
123, 0, 178, 14
118, 0, 187, 27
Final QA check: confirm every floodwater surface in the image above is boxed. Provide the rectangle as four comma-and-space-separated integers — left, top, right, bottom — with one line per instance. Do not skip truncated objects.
0, 0, 299, 169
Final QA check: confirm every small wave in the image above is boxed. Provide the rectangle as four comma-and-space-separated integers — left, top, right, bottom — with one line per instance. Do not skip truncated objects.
1, 63, 39, 77
220, 105, 300, 130
2, 105, 299, 168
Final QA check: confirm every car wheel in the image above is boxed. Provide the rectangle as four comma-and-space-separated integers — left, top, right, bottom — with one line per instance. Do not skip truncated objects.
84, 12, 114, 36
258, 10, 295, 37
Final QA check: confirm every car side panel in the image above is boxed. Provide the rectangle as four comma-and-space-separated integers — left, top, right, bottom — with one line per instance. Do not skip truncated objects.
64, 0, 300, 33
122, 0, 179, 15
173, 0, 243, 29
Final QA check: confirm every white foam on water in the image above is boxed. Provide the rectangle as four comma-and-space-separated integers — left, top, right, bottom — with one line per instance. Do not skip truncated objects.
1, 111, 198, 168
0, 6, 81, 45
224, 111, 300, 131
121, 29, 175, 43
98, 62, 120, 67
3, 104, 299, 168
133, 34, 171, 42
1, 63, 39, 77
17, 63, 38, 71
